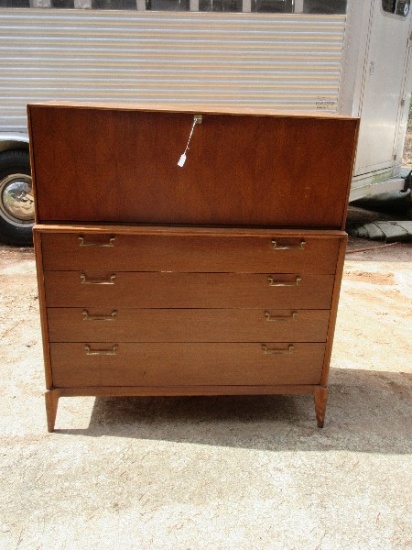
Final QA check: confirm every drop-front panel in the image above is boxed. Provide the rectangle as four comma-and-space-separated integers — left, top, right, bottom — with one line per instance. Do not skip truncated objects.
28, 103, 358, 229
28, 103, 358, 431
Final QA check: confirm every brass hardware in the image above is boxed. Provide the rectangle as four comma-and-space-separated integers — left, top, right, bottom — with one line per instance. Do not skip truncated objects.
268, 275, 301, 287
262, 344, 294, 355
80, 273, 116, 285
78, 235, 115, 247
265, 311, 298, 322
82, 309, 117, 321
271, 239, 305, 250
84, 344, 118, 356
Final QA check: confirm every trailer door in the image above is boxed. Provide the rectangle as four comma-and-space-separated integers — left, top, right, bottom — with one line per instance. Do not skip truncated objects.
354, 1, 412, 176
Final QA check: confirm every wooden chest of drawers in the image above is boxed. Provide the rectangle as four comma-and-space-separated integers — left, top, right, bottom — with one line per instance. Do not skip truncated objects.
28, 103, 358, 431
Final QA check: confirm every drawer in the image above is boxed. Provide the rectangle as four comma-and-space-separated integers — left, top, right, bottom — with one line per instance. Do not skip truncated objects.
44, 271, 335, 309
50, 342, 325, 387
47, 308, 330, 343
39, 229, 343, 274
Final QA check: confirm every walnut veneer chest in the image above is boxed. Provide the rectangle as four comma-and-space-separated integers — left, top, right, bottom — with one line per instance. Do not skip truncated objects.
28, 102, 359, 431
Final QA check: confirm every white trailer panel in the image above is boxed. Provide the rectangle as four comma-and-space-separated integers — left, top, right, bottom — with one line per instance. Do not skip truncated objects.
0, 9, 346, 131
1, 0, 412, 245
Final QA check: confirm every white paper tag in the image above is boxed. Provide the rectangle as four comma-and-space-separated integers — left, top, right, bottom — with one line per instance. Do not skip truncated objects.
177, 153, 186, 167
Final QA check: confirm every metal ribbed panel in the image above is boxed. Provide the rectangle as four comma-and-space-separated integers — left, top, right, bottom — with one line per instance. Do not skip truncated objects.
0, 9, 346, 131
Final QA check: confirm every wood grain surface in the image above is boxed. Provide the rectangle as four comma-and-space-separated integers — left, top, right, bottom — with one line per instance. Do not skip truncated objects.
39, 228, 342, 274
43, 271, 335, 309
47, 308, 330, 343
29, 104, 358, 229
50, 342, 325, 387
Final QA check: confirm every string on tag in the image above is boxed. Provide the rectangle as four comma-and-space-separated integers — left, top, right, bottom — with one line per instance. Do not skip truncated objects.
178, 114, 202, 167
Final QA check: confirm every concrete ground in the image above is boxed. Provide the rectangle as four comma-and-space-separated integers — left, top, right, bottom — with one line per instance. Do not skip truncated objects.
0, 207, 411, 549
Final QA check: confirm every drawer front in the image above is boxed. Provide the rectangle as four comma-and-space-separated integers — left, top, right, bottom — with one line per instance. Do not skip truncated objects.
40, 230, 342, 274
44, 271, 335, 309
50, 342, 325, 387
47, 308, 330, 343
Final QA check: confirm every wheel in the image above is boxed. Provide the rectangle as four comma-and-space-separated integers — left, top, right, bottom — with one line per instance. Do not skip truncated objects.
0, 149, 33, 246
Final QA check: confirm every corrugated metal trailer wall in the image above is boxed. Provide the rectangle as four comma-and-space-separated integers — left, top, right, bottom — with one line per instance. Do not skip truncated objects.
0, 9, 346, 132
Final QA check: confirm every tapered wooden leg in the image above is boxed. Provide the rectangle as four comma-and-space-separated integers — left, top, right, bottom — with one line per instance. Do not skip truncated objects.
45, 390, 60, 432
314, 387, 328, 428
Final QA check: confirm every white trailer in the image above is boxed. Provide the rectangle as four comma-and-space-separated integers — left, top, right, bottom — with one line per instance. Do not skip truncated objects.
1, 0, 411, 244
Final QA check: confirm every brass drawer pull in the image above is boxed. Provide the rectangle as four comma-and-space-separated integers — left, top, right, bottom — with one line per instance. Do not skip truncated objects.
78, 235, 115, 247
82, 309, 118, 321
80, 273, 116, 285
268, 275, 301, 287
265, 311, 298, 322
84, 344, 118, 356
262, 344, 294, 355
271, 239, 305, 250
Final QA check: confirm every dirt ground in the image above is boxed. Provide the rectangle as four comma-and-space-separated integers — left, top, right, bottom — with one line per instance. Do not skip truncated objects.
0, 202, 411, 548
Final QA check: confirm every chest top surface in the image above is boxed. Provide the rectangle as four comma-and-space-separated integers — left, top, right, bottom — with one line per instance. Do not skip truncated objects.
28, 102, 359, 229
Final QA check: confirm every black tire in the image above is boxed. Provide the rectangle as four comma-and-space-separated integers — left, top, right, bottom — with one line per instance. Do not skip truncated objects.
0, 149, 33, 246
